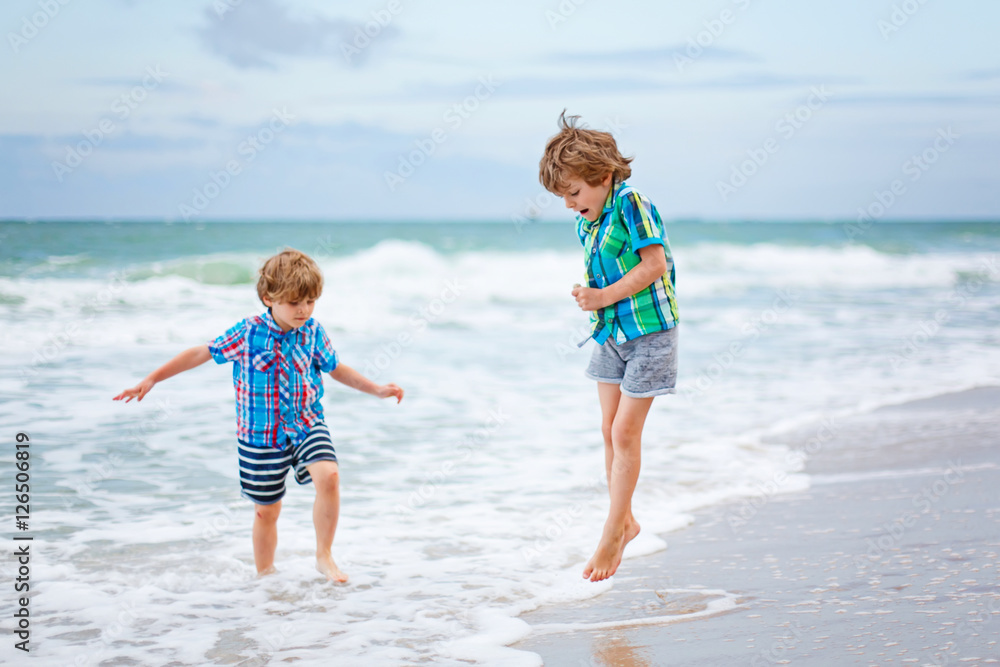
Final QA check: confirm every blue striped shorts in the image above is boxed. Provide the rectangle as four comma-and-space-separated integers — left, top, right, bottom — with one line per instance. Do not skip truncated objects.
237, 422, 338, 505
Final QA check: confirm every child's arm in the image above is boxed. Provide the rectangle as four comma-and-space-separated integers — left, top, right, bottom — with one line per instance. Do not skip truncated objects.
113, 345, 213, 403
572, 244, 669, 311
328, 364, 404, 404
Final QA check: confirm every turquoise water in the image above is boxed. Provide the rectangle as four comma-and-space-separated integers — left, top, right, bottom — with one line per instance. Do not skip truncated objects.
2, 220, 998, 278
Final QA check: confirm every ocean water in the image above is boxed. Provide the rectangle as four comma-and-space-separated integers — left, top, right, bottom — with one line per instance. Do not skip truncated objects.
1, 220, 998, 665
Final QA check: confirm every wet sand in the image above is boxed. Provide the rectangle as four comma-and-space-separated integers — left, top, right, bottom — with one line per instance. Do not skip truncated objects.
513, 387, 1000, 666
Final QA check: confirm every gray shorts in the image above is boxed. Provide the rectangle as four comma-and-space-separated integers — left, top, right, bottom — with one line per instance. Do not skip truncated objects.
585, 326, 679, 398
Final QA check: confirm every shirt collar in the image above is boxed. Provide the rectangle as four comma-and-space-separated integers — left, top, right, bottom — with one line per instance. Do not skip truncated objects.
580, 180, 627, 233
261, 311, 296, 339
602, 180, 624, 214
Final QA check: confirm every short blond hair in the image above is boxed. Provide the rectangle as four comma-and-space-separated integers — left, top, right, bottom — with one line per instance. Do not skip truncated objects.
539, 110, 633, 195
256, 248, 323, 304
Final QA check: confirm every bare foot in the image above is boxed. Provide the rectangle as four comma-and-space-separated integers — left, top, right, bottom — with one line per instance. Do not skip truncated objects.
316, 554, 348, 583
256, 565, 277, 578
583, 529, 625, 582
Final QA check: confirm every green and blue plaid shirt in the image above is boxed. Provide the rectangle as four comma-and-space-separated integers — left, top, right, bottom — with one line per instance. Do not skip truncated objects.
576, 181, 679, 346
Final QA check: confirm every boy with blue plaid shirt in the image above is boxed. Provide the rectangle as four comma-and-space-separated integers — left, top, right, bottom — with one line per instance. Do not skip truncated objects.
114, 249, 403, 582
540, 111, 680, 583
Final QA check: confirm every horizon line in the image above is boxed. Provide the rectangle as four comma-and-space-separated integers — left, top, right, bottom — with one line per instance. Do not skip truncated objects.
2, 217, 999, 225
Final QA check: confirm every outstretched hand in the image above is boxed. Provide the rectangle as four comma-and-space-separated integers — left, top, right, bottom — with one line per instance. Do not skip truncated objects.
376, 383, 404, 404
113, 378, 155, 403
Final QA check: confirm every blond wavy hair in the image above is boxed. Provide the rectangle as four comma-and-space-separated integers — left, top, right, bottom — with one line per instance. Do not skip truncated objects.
539, 110, 633, 195
256, 248, 323, 304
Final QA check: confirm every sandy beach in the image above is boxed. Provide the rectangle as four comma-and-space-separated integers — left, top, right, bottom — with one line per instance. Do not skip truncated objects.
513, 387, 1000, 666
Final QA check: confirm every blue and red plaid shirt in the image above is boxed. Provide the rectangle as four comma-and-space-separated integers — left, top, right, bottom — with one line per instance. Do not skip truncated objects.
208, 311, 339, 449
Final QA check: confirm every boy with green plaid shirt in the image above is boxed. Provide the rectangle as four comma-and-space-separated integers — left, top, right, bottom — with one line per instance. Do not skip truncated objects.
540, 111, 680, 582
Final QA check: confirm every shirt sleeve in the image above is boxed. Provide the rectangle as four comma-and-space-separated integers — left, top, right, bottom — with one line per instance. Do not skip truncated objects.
312, 322, 339, 373
621, 191, 666, 255
207, 319, 248, 364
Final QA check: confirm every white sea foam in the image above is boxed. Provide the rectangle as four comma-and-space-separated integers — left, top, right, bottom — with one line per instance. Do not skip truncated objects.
681, 242, 996, 295
527, 587, 741, 635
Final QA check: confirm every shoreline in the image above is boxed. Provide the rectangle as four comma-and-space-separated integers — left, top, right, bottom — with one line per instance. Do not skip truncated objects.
512, 387, 1000, 666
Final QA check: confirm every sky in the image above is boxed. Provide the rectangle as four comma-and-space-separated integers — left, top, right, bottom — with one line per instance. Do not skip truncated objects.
1, 0, 998, 222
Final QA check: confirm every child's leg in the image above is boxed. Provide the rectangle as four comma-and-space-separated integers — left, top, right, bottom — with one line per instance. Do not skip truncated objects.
585, 391, 655, 582
306, 459, 348, 583
252, 500, 282, 575
597, 382, 641, 545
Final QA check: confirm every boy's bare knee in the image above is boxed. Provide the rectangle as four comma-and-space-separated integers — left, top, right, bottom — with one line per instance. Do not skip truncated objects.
255, 502, 281, 523
313, 466, 340, 493
611, 423, 642, 449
